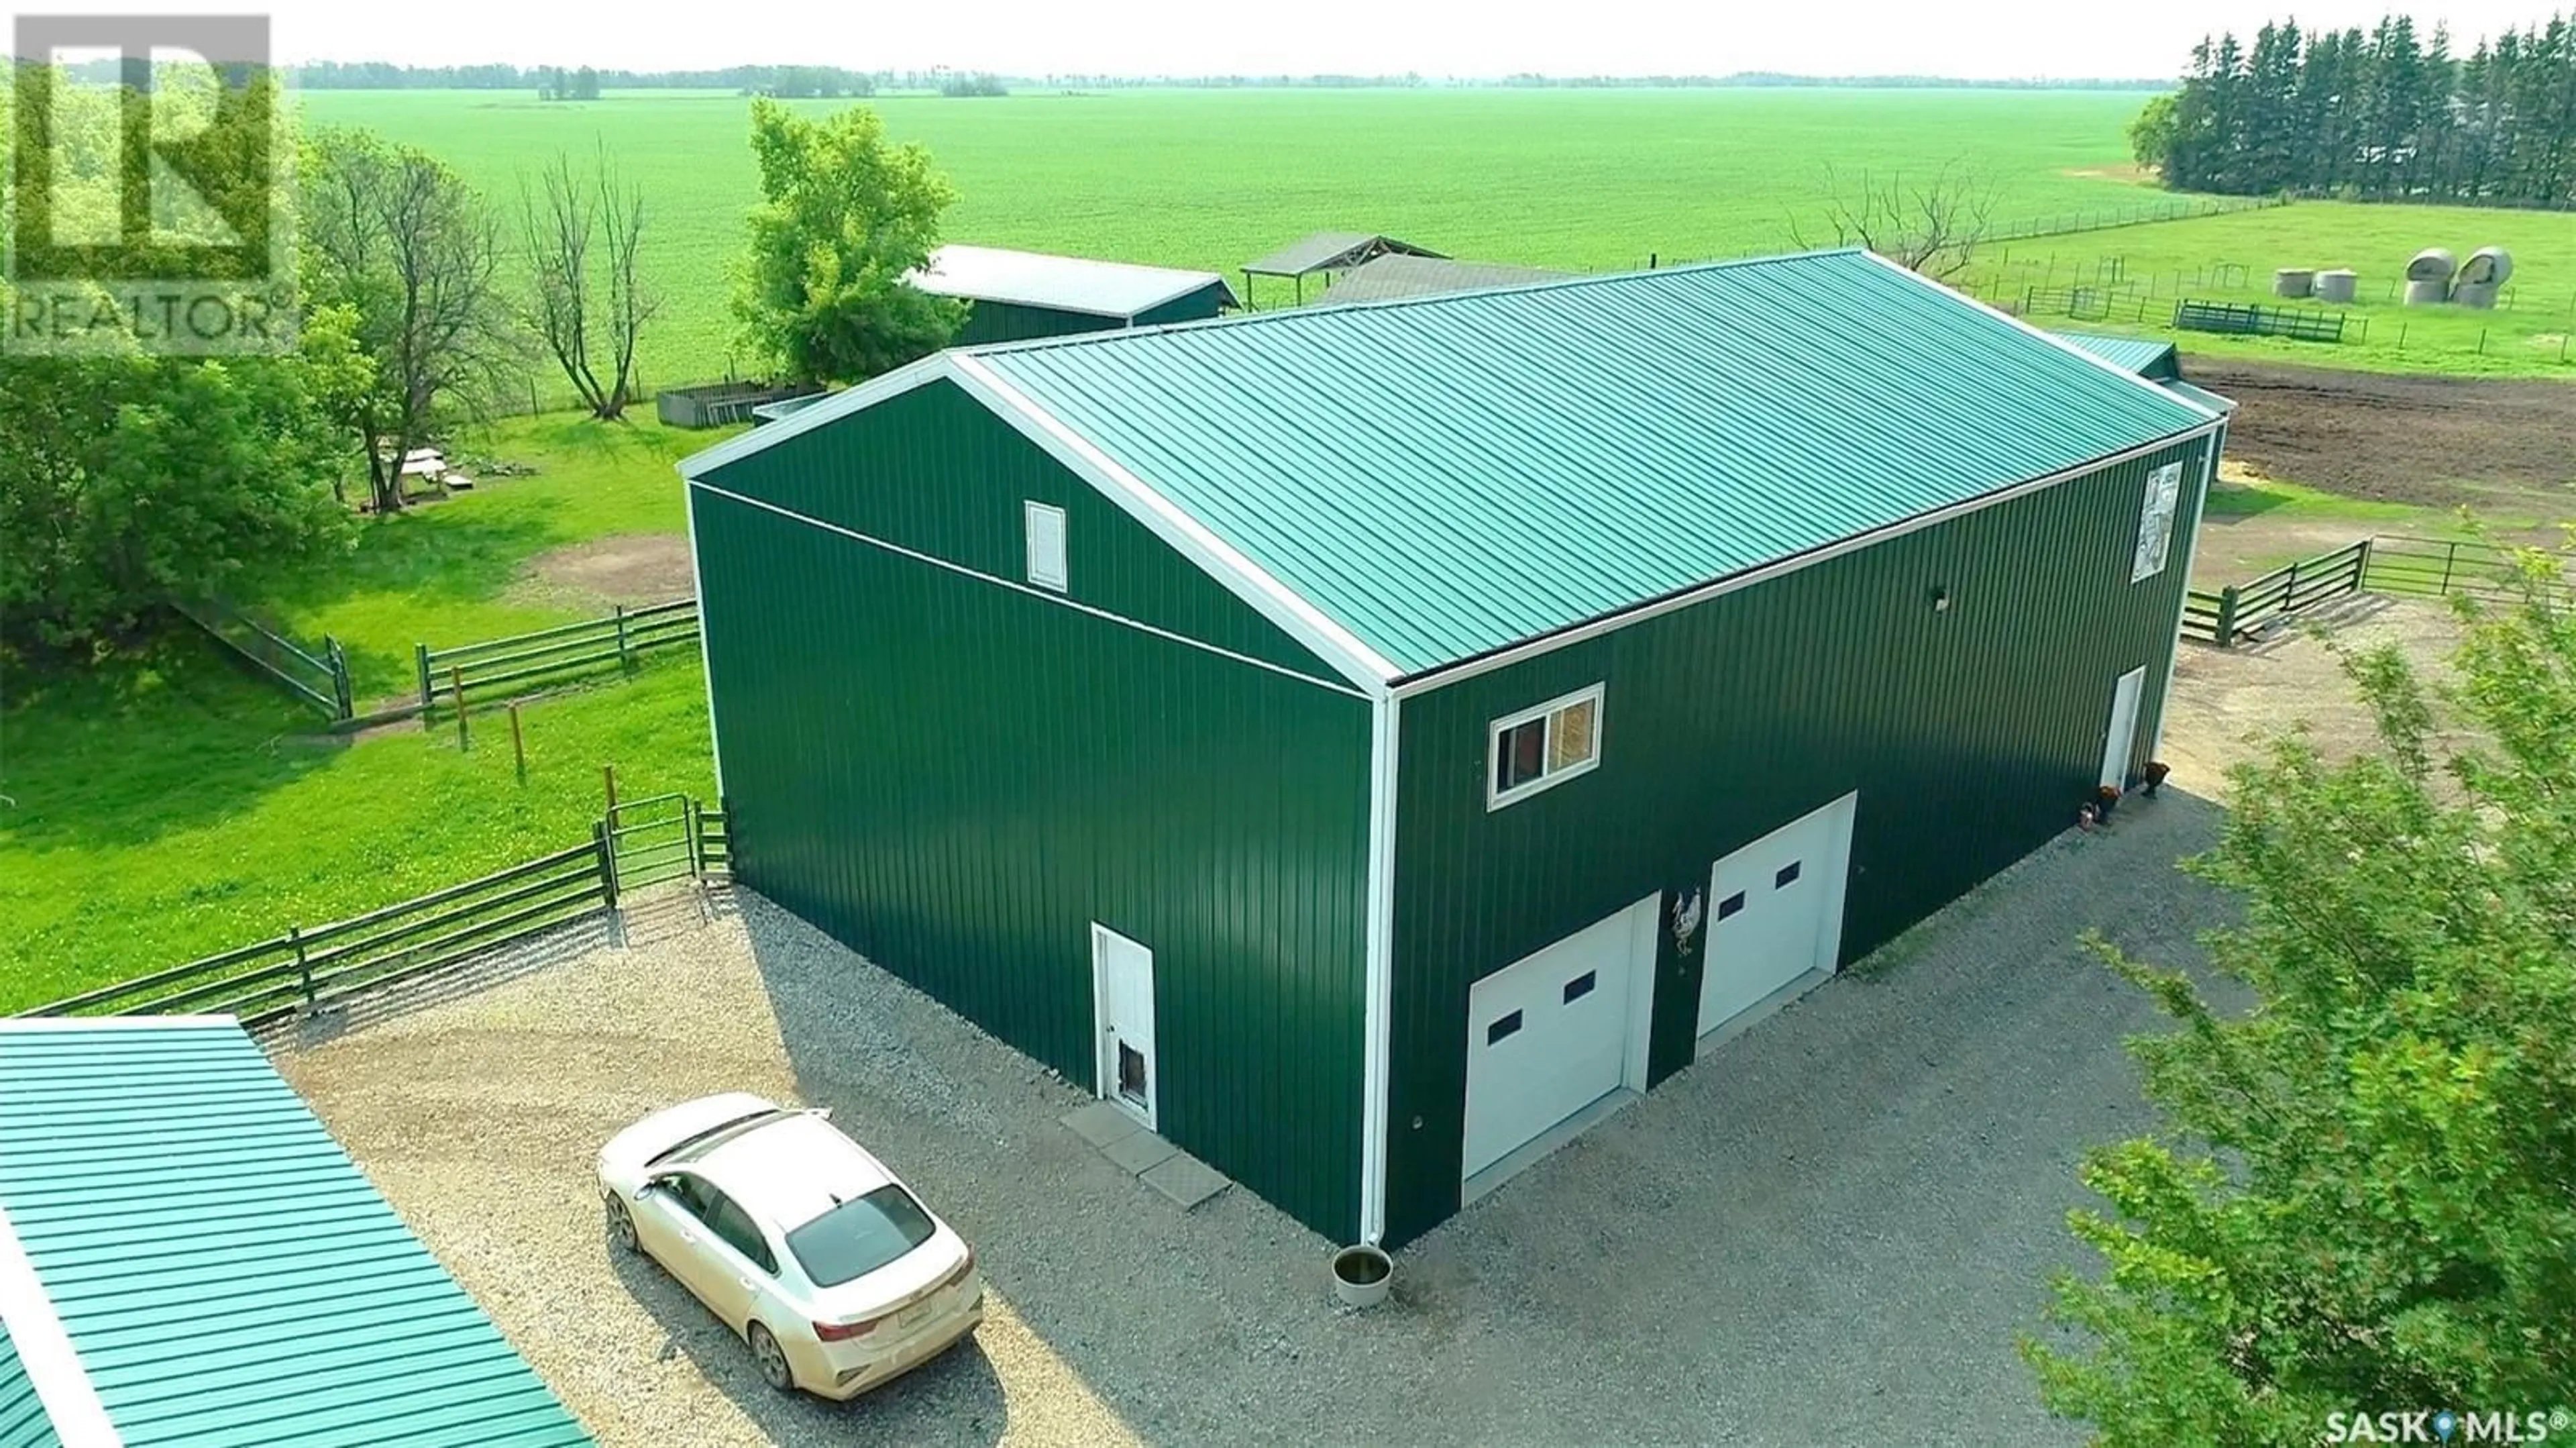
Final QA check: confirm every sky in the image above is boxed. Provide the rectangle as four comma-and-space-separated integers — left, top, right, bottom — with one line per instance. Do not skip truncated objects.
7, 0, 2567, 80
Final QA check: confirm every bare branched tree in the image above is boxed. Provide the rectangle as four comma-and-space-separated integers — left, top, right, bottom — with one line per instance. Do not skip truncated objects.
1788, 163, 2000, 280
519, 146, 657, 420
303, 128, 524, 513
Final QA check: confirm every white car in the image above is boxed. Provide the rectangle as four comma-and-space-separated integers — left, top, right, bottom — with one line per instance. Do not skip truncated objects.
597, 1093, 985, 1399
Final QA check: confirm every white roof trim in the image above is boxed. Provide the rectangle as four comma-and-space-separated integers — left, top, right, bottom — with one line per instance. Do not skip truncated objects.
676, 355, 949, 481
0, 1015, 236, 1033
0, 1205, 122, 1447
1857, 250, 2222, 422
947, 352, 1398, 692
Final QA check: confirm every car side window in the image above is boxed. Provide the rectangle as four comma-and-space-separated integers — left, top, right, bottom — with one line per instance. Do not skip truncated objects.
706, 1193, 778, 1276
655, 1173, 712, 1221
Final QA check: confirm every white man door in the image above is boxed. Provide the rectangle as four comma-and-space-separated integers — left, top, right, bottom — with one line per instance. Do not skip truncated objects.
1091, 925, 1157, 1130
2102, 666, 2147, 790
1697, 793, 1858, 1043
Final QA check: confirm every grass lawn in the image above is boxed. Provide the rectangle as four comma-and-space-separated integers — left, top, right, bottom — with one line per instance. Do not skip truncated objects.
299, 85, 2169, 399
0, 640, 713, 1015
254, 411, 737, 701
0, 409, 732, 1013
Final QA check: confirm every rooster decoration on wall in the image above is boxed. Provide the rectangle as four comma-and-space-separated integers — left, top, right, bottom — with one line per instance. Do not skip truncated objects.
1670, 887, 1706, 958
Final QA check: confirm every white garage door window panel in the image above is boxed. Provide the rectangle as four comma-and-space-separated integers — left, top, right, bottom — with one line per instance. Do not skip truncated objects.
1462, 898, 1654, 1182
1699, 792, 1858, 1040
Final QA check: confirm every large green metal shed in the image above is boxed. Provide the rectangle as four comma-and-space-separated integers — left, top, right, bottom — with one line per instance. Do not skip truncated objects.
680, 249, 2226, 1249
0, 1019, 589, 1447
909, 244, 1238, 346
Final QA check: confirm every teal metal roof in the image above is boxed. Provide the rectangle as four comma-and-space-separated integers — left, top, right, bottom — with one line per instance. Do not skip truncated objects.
975, 250, 2217, 676
0, 1323, 58, 1448
2053, 331, 2182, 380
0, 1021, 589, 1448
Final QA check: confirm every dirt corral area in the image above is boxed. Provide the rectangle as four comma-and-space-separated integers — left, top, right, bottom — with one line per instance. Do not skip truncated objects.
2157, 594, 2465, 798
510, 533, 697, 611
2190, 359, 2576, 507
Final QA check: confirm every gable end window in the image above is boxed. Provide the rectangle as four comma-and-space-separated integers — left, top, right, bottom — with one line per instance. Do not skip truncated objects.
1025, 501, 1068, 592
1487, 684, 1605, 809
2131, 462, 2186, 582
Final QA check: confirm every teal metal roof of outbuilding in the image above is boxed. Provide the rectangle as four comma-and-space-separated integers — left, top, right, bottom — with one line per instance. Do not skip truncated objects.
0, 1020, 589, 1448
2053, 331, 2182, 380
0, 1323, 58, 1448
973, 249, 2217, 676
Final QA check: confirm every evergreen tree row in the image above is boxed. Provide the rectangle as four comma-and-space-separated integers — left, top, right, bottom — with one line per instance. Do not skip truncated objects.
2137, 13, 2576, 207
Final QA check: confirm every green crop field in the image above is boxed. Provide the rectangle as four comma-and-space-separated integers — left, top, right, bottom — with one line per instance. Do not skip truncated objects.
297, 85, 2174, 393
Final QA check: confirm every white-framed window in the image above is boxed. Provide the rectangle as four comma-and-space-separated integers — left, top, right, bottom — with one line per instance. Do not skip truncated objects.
2131, 462, 2186, 582
1025, 501, 1067, 591
1488, 684, 1605, 810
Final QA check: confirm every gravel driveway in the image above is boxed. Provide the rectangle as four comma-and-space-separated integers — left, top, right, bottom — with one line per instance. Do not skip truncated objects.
277, 790, 2238, 1448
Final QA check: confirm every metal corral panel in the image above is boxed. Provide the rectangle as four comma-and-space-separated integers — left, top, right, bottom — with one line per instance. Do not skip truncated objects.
974, 249, 2214, 676
0, 1324, 57, 1448
690, 399, 1375, 1240
0, 1021, 589, 1447
1378, 436, 2215, 1243
695, 377, 1335, 682
2053, 331, 2182, 381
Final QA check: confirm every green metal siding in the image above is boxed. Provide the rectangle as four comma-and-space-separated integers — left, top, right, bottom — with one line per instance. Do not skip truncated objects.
975, 248, 2216, 674
1128, 282, 1233, 328
955, 299, 1125, 346
1379, 437, 2214, 1245
0, 1323, 58, 1448
0, 1023, 588, 1447
696, 377, 1337, 683
693, 490, 1375, 1242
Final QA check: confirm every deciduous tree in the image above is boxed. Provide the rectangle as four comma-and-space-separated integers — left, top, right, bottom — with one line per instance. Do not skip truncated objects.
730, 99, 961, 385
301, 127, 524, 512
2026, 553, 2576, 1444
519, 146, 657, 420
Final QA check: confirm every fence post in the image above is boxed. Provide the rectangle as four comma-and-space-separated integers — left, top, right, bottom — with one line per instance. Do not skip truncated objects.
451, 666, 468, 750
686, 796, 704, 879
290, 925, 313, 1011
327, 637, 354, 721
595, 821, 619, 910
415, 643, 434, 710
2439, 542, 2457, 596
2355, 537, 2374, 594
614, 604, 631, 673
2214, 586, 2241, 648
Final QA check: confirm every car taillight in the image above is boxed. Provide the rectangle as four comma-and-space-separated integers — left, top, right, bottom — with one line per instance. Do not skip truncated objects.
812, 1316, 883, 1343
943, 1248, 976, 1290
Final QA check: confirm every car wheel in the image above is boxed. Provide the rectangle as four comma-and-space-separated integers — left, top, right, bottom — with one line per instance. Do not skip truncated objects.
747, 1322, 795, 1393
604, 1194, 638, 1253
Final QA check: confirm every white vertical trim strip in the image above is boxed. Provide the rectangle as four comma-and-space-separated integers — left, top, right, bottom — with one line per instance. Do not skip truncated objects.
0, 1205, 121, 1447
682, 478, 727, 800
946, 352, 1398, 694
1358, 690, 1400, 1245
2150, 426, 2225, 763
1855, 248, 2222, 421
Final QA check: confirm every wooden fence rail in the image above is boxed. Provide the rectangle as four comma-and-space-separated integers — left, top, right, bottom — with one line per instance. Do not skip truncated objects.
417, 598, 698, 711
16, 799, 730, 1027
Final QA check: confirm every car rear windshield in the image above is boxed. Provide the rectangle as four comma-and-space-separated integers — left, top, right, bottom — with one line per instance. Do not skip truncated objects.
784, 1185, 938, 1288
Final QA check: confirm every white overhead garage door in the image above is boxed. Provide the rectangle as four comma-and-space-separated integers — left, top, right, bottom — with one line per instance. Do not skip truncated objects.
1462, 898, 1654, 1182
1698, 792, 1858, 1041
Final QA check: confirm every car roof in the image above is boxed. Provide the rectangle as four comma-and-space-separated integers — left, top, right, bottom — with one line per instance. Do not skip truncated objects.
688, 1111, 898, 1230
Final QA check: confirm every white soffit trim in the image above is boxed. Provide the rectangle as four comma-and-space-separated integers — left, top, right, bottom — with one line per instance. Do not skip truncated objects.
947, 352, 1398, 694
1358, 692, 1399, 1245
674, 354, 951, 480
2151, 425, 2225, 762
1391, 419, 2227, 699
1858, 249, 2223, 422
0, 1206, 121, 1447
682, 483, 727, 799
0, 1015, 235, 1033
